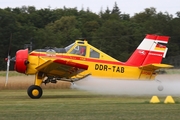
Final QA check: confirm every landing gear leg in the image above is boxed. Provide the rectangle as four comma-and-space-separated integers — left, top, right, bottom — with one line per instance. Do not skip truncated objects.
27, 72, 45, 99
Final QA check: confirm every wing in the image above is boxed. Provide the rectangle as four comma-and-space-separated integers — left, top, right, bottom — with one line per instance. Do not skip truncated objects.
139, 63, 173, 71
36, 59, 88, 78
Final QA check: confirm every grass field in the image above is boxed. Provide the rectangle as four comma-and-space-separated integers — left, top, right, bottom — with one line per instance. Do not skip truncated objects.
0, 70, 180, 120
0, 89, 180, 120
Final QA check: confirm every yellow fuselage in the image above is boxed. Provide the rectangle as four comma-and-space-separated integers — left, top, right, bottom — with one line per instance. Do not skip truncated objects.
26, 52, 156, 80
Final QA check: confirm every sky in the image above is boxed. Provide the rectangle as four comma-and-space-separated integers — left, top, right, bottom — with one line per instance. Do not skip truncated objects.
1, 0, 180, 16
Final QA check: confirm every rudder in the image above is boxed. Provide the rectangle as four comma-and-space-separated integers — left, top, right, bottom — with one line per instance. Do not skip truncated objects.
142, 35, 169, 65
125, 34, 169, 66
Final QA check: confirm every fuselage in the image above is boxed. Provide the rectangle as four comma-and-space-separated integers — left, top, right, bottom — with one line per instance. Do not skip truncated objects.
25, 40, 156, 80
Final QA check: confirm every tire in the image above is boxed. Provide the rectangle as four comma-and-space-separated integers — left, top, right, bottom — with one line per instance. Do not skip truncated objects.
158, 85, 164, 91
27, 85, 43, 99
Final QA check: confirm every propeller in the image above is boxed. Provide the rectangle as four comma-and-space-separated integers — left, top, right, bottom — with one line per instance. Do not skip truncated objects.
5, 34, 12, 87
5, 56, 10, 87
5, 35, 30, 87
5, 56, 15, 87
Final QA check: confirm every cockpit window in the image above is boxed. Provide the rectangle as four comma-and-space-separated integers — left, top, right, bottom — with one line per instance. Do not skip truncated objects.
70, 45, 86, 56
46, 49, 56, 57
90, 48, 100, 58
64, 42, 75, 52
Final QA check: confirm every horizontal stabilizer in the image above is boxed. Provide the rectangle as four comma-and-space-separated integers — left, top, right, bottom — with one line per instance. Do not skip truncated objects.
139, 64, 173, 71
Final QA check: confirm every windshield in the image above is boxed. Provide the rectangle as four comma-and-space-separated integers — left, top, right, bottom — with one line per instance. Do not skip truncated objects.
64, 42, 75, 52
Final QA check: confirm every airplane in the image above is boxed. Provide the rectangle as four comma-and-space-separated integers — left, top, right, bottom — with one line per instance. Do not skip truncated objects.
5, 34, 173, 99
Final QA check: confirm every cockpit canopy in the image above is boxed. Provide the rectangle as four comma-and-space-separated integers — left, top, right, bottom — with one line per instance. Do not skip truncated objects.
34, 40, 117, 61
34, 47, 66, 53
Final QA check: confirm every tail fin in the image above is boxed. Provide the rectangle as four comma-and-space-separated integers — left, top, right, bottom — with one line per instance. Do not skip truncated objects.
125, 34, 169, 66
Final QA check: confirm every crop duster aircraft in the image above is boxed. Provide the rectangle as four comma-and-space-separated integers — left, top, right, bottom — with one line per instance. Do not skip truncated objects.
5, 34, 173, 99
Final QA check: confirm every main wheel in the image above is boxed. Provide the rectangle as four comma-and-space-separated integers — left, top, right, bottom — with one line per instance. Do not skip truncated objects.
27, 85, 43, 99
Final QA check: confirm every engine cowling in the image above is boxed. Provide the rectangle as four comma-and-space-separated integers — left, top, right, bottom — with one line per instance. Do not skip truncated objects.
14, 49, 29, 73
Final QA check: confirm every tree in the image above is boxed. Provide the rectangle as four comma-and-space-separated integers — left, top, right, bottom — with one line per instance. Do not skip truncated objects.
0, 9, 18, 70
111, 2, 121, 16
37, 16, 81, 47
92, 19, 131, 61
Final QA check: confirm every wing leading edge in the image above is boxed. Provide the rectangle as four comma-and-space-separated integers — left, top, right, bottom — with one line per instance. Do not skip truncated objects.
36, 59, 88, 78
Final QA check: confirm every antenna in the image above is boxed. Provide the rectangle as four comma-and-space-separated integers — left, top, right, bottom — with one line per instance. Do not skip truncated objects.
24, 38, 33, 52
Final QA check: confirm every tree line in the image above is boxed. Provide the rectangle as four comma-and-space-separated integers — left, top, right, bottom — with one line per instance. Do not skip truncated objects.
1, 2, 180, 70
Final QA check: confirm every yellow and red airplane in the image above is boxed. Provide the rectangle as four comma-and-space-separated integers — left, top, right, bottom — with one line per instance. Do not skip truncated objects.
5, 34, 173, 99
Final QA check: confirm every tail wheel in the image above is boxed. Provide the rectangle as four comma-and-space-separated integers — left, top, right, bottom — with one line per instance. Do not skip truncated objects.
156, 79, 164, 91
27, 85, 43, 99
158, 85, 164, 91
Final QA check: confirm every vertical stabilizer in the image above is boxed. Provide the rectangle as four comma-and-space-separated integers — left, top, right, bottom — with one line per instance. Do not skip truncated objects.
125, 34, 169, 66
142, 35, 169, 65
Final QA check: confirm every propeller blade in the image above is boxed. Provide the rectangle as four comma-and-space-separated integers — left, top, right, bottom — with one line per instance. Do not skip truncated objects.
5, 55, 10, 87
5, 34, 13, 87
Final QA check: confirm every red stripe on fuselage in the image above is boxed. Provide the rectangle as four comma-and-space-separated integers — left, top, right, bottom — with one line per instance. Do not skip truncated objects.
29, 52, 125, 66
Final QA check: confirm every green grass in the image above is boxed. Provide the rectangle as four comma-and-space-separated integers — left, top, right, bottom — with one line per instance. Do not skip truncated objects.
0, 89, 180, 120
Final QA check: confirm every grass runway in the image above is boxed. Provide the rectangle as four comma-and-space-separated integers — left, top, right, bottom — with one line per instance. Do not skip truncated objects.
1, 89, 180, 120
1, 70, 180, 120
